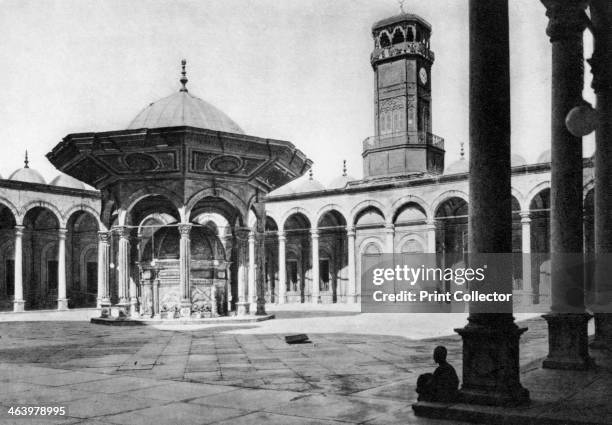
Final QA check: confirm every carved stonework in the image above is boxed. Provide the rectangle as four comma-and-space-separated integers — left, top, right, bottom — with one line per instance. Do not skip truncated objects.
541, 0, 588, 42
98, 231, 110, 243
178, 224, 192, 237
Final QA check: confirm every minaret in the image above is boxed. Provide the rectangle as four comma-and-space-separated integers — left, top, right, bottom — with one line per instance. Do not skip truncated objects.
362, 11, 445, 177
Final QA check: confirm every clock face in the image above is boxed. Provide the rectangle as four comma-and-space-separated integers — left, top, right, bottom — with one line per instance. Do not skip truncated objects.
419, 67, 428, 85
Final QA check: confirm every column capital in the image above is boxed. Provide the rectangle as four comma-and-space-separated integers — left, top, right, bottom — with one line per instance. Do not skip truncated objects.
425, 219, 436, 229
248, 231, 256, 243
310, 228, 319, 238
277, 230, 286, 241
346, 225, 355, 237
114, 226, 131, 239
178, 223, 192, 237
384, 223, 395, 232
520, 211, 531, 222
98, 231, 111, 243
541, 0, 589, 42
14, 225, 25, 236
58, 227, 68, 239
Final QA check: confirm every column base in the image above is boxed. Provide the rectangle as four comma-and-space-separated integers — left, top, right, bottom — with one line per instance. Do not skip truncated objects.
590, 312, 612, 349
455, 322, 529, 407
250, 302, 258, 313
542, 313, 594, 370
255, 300, 266, 316
114, 303, 129, 318
236, 302, 249, 316
129, 298, 139, 316
13, 300, 25, 312
99, 302, 111, 318
57, 298, 69, 311
180, 300, 191, 318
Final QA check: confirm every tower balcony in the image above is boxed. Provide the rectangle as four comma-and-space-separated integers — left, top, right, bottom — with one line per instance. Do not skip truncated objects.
371, 41, 435, 65
362, 131, 444, 153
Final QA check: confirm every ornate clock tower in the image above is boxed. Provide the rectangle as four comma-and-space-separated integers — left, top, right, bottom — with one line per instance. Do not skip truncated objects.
363, 13, 444, 178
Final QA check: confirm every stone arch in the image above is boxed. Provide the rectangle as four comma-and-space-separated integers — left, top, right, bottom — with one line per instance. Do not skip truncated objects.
379, 31, 391, 48
358, 236, 384, 255
20, 200, 64, 227
391, 194, 431, 221
351, 199, 388, 225
64, 205, 105, 231
281, 207, 314, 231
526, 181, 551, 209
186, 187, 249, 226
0, 197, 20, 225
316, 204, 348, 228
431, 190, 469, 218
79, 243, 98, 294
125, 188, 183, 219
511, 187, 526, 212
396, 233, 426, 253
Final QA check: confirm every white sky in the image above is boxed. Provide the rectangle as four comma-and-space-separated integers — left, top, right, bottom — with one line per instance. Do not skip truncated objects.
0, 0, 595, 186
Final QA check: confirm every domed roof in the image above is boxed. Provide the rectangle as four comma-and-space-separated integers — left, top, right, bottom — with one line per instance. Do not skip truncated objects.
127, 60, 244, 134
50, 174, 86, 190
328, 161, 356, 189
9, 167, 46, 184
511, 154, 527, 167
537, 149, 551, 164
295, 170, 325, 193
445, 158, 468, 174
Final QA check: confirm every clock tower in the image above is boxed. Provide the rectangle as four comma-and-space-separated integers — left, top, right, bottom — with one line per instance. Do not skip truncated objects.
363, 13, 444, 178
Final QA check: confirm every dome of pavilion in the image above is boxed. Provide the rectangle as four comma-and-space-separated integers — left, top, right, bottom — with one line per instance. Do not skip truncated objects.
9, 153, 45, 184
127, 60, 244, 134
50, 173, 86, 190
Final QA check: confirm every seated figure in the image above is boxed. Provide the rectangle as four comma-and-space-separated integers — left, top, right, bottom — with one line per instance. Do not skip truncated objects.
416, 346, 459, 402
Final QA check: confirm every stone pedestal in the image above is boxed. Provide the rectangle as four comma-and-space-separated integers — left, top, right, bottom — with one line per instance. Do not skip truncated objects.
456, 321, 529, 406
13, 300, 25, 312
543, 313, 594, 369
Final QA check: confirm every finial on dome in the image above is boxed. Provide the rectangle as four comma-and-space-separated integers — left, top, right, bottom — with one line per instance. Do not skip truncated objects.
179, 59, 188, 92
24, 150, 29, 168
309, 168, 313, 180
342, 159, 347, 176
460, 142, 465, 159
397, 0, 406, 14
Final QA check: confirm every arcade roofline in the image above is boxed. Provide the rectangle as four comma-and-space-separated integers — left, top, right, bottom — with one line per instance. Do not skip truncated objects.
0, 178, 100, 198
265, 158, 593, 203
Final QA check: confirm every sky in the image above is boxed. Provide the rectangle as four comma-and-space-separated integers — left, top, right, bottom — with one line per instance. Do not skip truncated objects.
0, 0, 596, 186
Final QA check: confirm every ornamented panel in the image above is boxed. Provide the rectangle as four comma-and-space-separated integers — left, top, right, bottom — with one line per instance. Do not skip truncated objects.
192, 151, 216, 172
159, 289, 180, 313
209, 155, 243, 173
191, 285, 212, 313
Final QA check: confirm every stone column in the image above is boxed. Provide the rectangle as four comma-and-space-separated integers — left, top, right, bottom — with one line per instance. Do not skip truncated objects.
541, 0, 593, 370
222, 234, 233, 314
455, 0, 529, 406
248, 231, 256, 311
57, 228, 68, 311
12, 225, 25, 312
311, 229, 320, 304
347, 226, 356, 303
520, 212, 532, 296
278, 231, 286, 304
116, 226, 130, 316
255, 231, 267, 315
384, 223, 395, 252
178, 224, 192, 317
97, 231, 111, 309
235, 228, 249, 316
590, 0, 612, 348
426, 220, 436, 254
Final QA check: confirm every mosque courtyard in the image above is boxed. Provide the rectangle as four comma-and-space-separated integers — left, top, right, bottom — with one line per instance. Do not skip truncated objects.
1, 308, 608, 425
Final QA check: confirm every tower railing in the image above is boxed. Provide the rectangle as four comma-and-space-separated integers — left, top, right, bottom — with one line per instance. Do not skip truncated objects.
362, 131, 445, 151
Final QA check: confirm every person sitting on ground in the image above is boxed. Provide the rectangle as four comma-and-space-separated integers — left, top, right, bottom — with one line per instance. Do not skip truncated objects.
416, 345, 459, 402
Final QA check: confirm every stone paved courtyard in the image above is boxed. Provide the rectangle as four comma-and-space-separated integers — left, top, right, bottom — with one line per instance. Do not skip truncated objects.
0, 307, 591, 424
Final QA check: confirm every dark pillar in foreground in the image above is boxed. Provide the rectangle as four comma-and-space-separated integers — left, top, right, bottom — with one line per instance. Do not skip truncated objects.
541, 0, 593, 370
591, 0, 612, 349
454, 0, 529, 406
